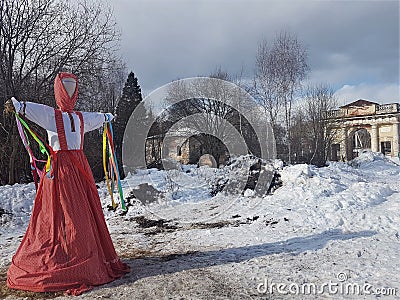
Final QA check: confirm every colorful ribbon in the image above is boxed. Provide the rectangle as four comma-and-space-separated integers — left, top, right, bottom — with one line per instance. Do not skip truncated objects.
103, 122, 127, 212
14, 112, 51, 189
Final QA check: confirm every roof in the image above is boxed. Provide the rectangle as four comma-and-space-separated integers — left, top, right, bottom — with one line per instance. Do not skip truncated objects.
340, 99, 379, 108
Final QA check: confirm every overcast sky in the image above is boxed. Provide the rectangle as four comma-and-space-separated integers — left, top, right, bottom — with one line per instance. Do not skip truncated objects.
111, 0, 399, 105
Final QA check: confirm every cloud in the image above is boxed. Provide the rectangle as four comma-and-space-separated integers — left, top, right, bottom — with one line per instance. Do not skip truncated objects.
334, 83, 400, 106
111, 0, 399, 92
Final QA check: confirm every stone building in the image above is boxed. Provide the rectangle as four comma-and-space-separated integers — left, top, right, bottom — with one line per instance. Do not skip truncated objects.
145, 129, 210, 166
145, 130, 196, 166
145, 129, 229, 167
326, 99, 399, 161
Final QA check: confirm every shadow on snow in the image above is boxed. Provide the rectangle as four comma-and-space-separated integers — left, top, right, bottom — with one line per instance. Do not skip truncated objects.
109, 228, 376, 287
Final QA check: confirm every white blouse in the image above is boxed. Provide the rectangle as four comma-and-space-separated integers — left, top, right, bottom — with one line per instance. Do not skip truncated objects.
12, 98, 113, 151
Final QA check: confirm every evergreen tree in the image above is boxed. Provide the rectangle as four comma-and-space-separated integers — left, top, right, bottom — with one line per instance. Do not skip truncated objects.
113, 72, 143, 178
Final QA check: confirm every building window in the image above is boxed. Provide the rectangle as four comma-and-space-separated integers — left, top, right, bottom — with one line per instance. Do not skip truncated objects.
177, 145, 182, 156
381, 141, 391, 155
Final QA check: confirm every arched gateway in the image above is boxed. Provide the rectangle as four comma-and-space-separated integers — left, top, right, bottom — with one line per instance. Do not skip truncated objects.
350, 128, 371, 158
326, 99, 399, 161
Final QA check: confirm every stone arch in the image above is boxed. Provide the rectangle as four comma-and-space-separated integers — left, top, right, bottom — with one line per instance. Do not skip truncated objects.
348, 127, 371, 158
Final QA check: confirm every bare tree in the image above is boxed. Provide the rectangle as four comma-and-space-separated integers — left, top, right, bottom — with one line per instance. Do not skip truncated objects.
304, 83, 338, 166
165, 80, 234, 164
254, 31, 309, 163
162, 70, 259, 164
291, 83, 338, 166
0, 0, 120, 101
290, 108, 310, 163
254, 40, 281, 127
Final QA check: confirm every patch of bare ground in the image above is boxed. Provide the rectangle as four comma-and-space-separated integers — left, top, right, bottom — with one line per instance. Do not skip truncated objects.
129, 215, 261, 236
120, 248, 199, 262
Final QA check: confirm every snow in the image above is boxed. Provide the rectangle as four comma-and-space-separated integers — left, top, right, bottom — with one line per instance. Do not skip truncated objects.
1, 152, 399, 299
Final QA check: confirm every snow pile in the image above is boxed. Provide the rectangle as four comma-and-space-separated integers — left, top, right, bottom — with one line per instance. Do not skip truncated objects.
0, 154, 399, 299
120, 155, 278, 207
207, 155, 280, 197
280, 163, 312, 185
349, 150, 398, 169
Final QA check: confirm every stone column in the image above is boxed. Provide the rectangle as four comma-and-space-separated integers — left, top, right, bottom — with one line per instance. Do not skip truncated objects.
371, 124, 379, 153
340, 127, 348, 161
393, 122, 399, 157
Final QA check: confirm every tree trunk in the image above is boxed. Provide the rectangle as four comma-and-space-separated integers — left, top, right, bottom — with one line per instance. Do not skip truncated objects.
8, 131, 19, 185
